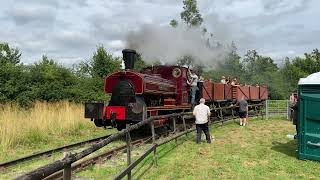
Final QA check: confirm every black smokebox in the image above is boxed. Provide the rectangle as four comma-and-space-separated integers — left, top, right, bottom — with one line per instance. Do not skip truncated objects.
122, 49, 136, 70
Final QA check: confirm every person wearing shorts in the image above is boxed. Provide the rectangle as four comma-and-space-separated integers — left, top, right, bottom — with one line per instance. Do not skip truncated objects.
237, 97, 248, 126
193, 98, 211, 144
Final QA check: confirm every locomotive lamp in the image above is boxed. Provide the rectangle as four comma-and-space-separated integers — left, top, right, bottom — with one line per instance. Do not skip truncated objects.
122, 49, 136, 70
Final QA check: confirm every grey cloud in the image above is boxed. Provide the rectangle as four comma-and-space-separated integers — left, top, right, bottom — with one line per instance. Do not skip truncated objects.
14, 0, 60, 8
263, 0, 309, 14
52, 30, 96, 54
72, 0, 89, 7
8, 3, 57, 26
0, 0, 319, 65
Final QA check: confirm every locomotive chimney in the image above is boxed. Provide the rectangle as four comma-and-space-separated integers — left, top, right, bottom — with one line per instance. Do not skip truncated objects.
122, 49, 136, 70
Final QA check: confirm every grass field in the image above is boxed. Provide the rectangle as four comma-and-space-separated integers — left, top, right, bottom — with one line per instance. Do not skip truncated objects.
0, 101, 109, 163
77, 117, 320, 179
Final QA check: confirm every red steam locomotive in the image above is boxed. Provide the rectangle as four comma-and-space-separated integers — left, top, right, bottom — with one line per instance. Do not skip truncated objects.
85, 49, 268, 130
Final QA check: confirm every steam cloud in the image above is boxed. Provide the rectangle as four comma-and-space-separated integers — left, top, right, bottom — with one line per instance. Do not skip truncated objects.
125, 24, 232, 68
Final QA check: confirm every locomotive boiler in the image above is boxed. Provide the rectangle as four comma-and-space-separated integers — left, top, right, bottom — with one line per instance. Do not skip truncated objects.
85, 49, 192, 130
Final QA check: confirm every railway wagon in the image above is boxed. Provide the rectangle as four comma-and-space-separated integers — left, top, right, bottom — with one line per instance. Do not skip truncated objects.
201, 81, 268, 103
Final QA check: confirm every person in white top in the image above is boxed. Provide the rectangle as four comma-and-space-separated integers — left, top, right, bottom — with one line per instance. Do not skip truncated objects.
193, 98, 211, 144
188, 69, 199, 106
221, 76, 226, 84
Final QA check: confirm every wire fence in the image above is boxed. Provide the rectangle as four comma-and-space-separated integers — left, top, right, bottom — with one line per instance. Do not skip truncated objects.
265, 100, 290, 120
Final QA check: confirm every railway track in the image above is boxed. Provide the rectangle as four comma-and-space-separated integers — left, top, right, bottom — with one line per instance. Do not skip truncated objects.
43, 136, 153, 180
1, 104, 263, 170
0, 134, 113, 169
4, 109, 263, 179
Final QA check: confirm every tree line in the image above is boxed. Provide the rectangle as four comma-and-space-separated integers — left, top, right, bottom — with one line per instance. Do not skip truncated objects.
202, 46, 320, 100
0, 44, 118, 107
1, 41, 319, 107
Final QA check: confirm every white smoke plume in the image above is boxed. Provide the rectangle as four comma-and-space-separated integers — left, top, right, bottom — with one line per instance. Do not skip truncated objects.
125, 24, 232, 68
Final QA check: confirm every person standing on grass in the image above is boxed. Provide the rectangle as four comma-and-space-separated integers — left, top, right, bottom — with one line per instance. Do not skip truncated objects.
193, 98, 211, 144
290, 94, 298, 139
237, 96, 248, 126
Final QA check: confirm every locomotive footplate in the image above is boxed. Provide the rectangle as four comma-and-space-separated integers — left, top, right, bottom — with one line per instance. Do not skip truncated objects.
147, 105, 191, 111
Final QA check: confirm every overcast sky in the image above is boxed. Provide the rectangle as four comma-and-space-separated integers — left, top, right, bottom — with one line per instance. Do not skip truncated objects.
0, 0, 319, 65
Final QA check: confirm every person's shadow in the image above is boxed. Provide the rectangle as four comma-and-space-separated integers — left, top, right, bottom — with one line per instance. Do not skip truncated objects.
271, 140, 297, 158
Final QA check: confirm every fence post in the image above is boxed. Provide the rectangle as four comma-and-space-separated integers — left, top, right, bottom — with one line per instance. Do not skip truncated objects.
277, 100, 280, 116
151, 121, 155, 144
231, 108, 235, 122
218, 103, 223, 122
173, 117, 176, 134
63, 152, 71, 180
182, 116, 187, 136
265, 100, 269, 120
172, 117, 178, 143
126, 124, 132, 180
287, 100, 289, 120
150, 121, 157, 166
260, 104, 264, 120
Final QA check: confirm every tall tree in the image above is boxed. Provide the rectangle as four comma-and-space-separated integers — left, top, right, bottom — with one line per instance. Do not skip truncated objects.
220, 42, 244, 80
0, 43, 21, 64
84, 46, 121, 79
73, 46, 121, 102
28, 56, 77, 102
0, 43, 27, 105
280, 57, 307, 94
280, 49, 320, 96
0, 63, 28, 104
243, 50, 288, 99
180, 0, 203, 27
295, 49, 320, 74
91, 46, 121, 78
243, 49, 278, 79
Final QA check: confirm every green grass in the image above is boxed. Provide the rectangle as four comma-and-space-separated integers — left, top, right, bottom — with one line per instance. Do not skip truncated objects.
77, 118, 320, 180
0, 127, 117, 180
0, 125, 113, 163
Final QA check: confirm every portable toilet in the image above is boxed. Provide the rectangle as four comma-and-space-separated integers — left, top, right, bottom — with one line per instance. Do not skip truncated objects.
298, 72, 320, 161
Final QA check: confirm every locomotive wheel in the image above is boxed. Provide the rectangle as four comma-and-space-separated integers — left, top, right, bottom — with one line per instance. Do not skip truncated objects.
116, 121, 126, 131
94, 119, 104, 127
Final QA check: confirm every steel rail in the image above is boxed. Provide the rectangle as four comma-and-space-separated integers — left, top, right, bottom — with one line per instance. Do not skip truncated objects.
43, 137, 152, 180
0, 134, 112, 169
